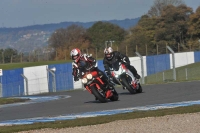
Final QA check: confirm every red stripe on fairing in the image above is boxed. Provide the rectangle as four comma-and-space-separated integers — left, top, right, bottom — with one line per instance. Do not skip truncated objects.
85, 86, 92, 93
90, 71, 98, 77
121, 64, 126, 69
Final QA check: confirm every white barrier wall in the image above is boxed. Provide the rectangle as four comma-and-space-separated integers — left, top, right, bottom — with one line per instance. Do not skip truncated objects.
170, 52, 194, 69
23, 65, 49, 95
73, 80, 83, 89
129, 56, 147, 77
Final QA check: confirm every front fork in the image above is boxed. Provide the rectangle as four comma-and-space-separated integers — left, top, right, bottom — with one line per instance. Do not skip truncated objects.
85, 80, 106, 94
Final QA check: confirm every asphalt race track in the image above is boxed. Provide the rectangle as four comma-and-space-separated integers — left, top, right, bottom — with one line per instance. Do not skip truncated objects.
0, 81, 200, 123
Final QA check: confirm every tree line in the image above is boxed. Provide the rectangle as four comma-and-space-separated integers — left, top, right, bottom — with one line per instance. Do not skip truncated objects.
48, 0, 200, 60
1, 0, 200, 63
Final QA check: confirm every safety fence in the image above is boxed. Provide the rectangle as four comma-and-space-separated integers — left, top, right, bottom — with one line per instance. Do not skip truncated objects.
145, 65, 200, 84
0, 51, 200, 98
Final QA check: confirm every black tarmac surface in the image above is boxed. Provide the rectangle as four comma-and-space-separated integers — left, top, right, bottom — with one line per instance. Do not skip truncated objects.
0, 81, 200, 122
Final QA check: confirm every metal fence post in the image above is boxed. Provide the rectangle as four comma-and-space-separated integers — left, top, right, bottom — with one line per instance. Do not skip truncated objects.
19, 85, 21, 96
167, 46, 176, 81
47, 67, 56, 92
163, 72, 165, 81
21, 74, 28, 95
0, 76, 2, 97
185, 68, 188, 80
135, 52, 145, 84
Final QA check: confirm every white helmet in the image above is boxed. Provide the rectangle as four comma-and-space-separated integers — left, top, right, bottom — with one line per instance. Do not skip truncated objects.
104, 47, 114, 60
70, 48, 81, 62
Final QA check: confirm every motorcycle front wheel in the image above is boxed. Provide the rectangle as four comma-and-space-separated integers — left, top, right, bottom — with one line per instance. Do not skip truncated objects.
109, 88, 119, 101
120, 75, 136, 94
90, 86, 107, 103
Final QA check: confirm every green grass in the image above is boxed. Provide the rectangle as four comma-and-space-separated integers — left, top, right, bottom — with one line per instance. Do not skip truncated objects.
0, 105, 199, 133
0, 98, 30, 105
0, 60, 72, 70
145, 62, 200, 84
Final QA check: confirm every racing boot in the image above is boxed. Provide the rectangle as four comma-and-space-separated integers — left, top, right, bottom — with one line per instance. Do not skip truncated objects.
100, 74, 114, 91
103, 79, 115, 98
134, 74, 141, 79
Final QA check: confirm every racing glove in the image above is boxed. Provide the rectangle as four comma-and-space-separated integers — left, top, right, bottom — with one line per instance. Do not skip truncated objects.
107, 73, 113, 82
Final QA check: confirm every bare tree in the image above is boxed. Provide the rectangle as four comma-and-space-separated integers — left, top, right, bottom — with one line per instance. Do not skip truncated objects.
148, 0, 185, 17
48, 24, 90, 60
48, 24, 87, 50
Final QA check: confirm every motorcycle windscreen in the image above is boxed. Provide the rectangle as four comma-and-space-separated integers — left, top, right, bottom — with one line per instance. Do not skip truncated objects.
79, 60, 89, 76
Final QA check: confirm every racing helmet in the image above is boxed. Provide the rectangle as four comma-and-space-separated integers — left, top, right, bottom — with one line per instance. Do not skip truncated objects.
70, 48, 81, 62
104, 47, 114, 60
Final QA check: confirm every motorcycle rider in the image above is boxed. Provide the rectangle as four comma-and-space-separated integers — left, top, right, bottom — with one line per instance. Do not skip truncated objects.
70, 48, 114, 99
103, 47, 141, 88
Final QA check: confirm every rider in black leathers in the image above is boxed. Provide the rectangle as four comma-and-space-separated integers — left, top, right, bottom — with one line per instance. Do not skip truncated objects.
70, 48, 113, 92
103, 47, 141, 86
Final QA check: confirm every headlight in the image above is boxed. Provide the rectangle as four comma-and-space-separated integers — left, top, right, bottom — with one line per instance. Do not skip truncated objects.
86, 74, 93, 80
115, 74, 119, 78
82, 78, 87, 84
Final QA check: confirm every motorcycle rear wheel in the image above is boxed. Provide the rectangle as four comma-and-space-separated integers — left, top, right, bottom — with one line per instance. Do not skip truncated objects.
90, 86, 107, 103
136, 83, 143, 93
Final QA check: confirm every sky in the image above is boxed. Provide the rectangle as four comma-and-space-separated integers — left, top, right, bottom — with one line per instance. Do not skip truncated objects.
0, 0, 199, 28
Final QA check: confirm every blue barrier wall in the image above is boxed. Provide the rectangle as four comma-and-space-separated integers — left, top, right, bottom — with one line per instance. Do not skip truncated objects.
2, 69, 24, 97
48, 63, 73, 92
194, 51, 200, 62
146, 54, 170, 75
97, 60, 104, 71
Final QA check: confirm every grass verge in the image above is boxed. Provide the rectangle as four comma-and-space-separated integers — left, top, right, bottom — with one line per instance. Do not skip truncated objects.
0, 105, 199, 133
0, 60, 71, 70
145, 62, 200, 84
0, 98, 30, 105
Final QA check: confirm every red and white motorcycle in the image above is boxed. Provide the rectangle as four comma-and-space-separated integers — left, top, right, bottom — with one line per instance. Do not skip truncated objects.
110, 61, 142, 94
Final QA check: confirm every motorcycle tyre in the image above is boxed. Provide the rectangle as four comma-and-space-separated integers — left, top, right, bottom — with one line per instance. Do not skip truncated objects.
90, 86, 107, 103
121, 76, 136, 94
110, 89, 119, 101
136, 83, 143, 93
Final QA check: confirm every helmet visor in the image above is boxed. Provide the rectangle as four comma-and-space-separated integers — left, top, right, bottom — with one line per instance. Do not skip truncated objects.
72, 55, 78, 60
106, 54, 111, 58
